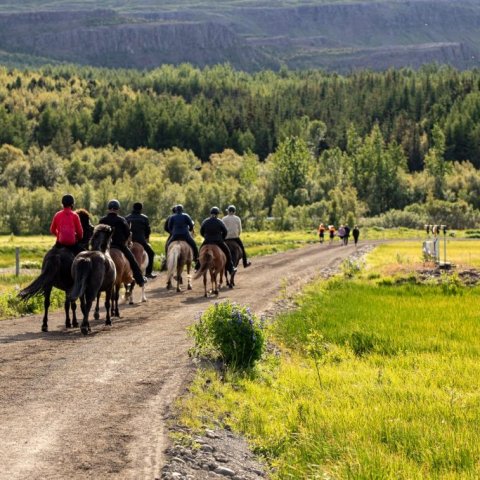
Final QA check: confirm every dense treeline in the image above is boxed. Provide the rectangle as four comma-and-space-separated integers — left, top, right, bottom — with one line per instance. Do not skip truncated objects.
1, 63, 480, 233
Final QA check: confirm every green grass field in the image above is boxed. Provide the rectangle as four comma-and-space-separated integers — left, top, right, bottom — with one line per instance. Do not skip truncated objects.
179, 239, 480, 479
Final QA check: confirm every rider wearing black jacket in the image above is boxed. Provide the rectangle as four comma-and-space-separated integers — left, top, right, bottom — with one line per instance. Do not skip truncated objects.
99, 199, 146, 287
126, 202, 156, 279
166, 204, 199, 268
199, 207, 236, 274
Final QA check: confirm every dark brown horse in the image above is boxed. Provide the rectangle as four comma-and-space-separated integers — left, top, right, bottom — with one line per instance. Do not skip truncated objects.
166, 240, 193, 292
194, 244, 226, 297
225, 239, 242, 288
69, 225, 116, 335
18, 247, 78, 332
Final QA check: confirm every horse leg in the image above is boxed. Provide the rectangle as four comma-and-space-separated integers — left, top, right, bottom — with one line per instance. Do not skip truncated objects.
64, 297, 71, 329
203, 272, 208, 297
187, 263, 192, 291
81, 297, 92, 335
129, 282, 135, 305
71, 300, 79, 328
42, 286, 52, 332
94, 294, 101, 320
141, 281, 147, 302
105, 288, 113, 326
166, 273, 172, 290
114, 285, 120, 317
176, 265, 181, 292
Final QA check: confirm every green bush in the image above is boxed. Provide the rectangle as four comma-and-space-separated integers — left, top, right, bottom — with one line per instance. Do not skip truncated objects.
189, 301, 265, 370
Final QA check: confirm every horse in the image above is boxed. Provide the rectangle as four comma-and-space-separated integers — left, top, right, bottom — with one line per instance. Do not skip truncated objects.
194, 244, 226, 297
69, 224, 116, 335
225, 239, 242, 288
109, 247, 133, 318
166, 240, 193, 292
18, 247, 78, 332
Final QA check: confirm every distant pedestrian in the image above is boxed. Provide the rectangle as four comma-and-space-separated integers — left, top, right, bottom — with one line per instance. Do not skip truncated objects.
328, 225, 335, 244
318, 223, 326, 243
353, 225, 360, 246
344, 225, 350, 245
338, 225, 346, 245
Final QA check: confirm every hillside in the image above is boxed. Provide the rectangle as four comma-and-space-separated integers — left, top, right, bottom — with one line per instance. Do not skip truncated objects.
0, 1, 479, 72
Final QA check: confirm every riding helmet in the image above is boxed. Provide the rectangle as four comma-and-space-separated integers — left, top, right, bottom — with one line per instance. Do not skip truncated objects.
107, 199, 121, 210
226, 205, 236, 213
61, 194, 75, 207
210, 206, 220, 215
133, 202, 143, 211
172, 206, 177, 213
176, 204, 184, 213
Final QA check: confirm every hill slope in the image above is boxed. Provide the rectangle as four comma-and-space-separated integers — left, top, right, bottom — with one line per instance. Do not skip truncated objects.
0, 1, 479, 71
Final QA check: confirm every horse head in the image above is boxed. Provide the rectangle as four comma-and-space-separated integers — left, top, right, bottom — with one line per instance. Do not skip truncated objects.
91, 224, 114, 252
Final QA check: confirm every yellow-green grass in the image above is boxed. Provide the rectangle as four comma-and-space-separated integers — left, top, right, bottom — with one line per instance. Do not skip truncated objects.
179, 243, 480, 479
366, 239, 480, 273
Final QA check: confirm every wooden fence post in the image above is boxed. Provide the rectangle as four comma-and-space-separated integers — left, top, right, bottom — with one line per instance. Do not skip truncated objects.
15, 247, 20, 276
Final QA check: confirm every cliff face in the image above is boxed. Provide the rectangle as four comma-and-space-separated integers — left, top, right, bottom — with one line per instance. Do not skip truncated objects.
0, 1, 480, 71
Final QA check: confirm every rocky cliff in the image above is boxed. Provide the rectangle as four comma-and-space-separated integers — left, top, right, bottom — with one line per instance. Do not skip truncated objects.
0, 1, 479, 71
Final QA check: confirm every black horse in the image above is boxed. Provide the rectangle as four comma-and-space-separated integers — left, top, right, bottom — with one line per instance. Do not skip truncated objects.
18, 210, 94, 332
19, 247, 78, 332
69, 224, 116, 335
225, 239, 242, 288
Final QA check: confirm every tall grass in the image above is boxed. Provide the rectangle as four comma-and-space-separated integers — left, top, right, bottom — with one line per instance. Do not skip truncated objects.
179, 246, 480, 479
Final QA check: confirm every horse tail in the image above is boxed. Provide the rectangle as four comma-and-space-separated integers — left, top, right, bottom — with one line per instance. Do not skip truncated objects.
167, 244, 179, 277
18, 254, 60, 301
194, 251, 212, 280
69, 257, 92, 301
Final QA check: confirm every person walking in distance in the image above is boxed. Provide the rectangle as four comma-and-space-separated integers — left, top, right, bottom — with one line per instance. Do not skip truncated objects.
222, 205, 251, 268
99, 199, 146, 287
344, 224, 351, 246
328, 225, 335, 244
126, 202, 157, 279
318, 223, 326, 243
352, 225, 360, 246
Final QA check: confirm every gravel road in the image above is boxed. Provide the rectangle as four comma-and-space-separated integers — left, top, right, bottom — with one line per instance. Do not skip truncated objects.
0, 242, 371, 480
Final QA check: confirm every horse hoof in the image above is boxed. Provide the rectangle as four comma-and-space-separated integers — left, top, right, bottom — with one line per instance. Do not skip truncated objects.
66, 322, 72, 329
129, 300, 134, 305
105, 320, 112, 326
73, 321, 79, 328
228, 284, 233, 289
41, 325, 48, 332
187, 285, 192, 290
94, 313, 100, 320
81, 327, 89, 335
176, 288, 181, 293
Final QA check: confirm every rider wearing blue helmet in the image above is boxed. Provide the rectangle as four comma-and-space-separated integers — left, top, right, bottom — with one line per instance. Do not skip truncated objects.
199, 207, 236, 274
166, 204, 200, 269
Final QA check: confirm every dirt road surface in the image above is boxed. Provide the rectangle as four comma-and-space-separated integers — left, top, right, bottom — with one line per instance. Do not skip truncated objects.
0, 242, 370, 480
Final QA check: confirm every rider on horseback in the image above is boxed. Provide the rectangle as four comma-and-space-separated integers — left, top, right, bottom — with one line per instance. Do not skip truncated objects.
222, 205, 251, 268
50, 194, 84, 255
166, 204, 200, 270
199, 207, 237, 275
126, 202, 157, 279
99, 199, 146, 287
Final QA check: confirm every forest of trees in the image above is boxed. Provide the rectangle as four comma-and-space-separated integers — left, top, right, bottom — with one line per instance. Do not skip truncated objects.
1, 63, 480, 233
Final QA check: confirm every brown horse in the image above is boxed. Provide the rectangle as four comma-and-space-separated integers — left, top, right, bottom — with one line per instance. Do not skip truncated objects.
166, 240, 193, 292
225, 239, 242, 288
194, 244, 226, 297
109, 247, 133, 318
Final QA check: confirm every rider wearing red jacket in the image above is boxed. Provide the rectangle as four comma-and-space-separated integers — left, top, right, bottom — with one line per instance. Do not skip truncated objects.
50, 194, 84, 255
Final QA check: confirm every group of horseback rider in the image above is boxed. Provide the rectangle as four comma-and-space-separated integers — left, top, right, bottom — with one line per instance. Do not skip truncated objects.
50, 194, 251, 286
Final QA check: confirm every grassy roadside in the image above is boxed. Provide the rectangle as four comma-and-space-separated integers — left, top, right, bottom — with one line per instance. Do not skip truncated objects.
178, 241, 480, 479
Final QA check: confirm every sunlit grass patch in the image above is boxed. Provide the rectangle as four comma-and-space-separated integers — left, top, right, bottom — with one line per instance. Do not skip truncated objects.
180, 279, 480, 479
